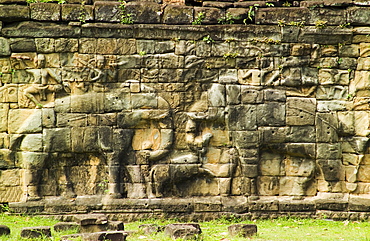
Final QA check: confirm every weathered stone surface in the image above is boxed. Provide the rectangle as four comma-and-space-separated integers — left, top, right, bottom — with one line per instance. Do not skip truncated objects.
126, 2, 161, 24
54, 222, 79, 232
0, 225, 10, 236
94, 1, 121, 23
61, 4, 94, 22
82, 231, 128, 241
30, 3, 60, 21
20, 226, 51, 239
228, 224, 257, 237
0, 5, 30, 22
164, 223, 201, 240
163, 5, 193, 25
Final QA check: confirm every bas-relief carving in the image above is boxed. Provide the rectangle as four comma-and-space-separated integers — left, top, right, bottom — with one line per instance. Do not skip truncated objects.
0, 39, 367, 202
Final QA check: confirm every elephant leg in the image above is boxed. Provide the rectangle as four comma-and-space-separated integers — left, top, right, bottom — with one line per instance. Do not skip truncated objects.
106, 152, 122, 198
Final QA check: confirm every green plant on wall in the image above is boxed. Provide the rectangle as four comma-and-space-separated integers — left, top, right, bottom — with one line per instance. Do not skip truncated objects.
218, 12, 239, 25
192, 12, 205, 25
203, 35, 214, 44
79, 1, 87, 24
315, 20, 327, 29
119, 0, 133, 24
223, 52, 239, 59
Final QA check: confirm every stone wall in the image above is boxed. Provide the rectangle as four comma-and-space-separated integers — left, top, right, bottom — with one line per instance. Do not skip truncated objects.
1, 0, 370, 219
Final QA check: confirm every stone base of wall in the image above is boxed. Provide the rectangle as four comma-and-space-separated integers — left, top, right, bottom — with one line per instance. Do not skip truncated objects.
8, 194, 370, 221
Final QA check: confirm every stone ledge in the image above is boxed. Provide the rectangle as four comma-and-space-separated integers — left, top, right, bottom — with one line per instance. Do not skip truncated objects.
0, 3, 369, 26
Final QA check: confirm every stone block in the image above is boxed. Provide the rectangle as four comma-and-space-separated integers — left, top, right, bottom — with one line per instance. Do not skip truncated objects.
0, 5, 30, 22
139, 224, 163, 235
18, 134, 43, 152
308, 8, 347, 26
231, 176, 251, 195
286, 143, 316, 159
55, 38, 79, 53
8, 109, 42, 134
287, 126, 316, 143
285, 157, 315, 177
94, 1, 121, 23
257, 102, 286, 127
82, 231, 128, 241
228, 224, 257, 238
240, 86, 263, 104
61, 4, 94, 22
194, 7, 223, 25
228, 105, 257, 131
126, 2, 161, 24
54, 222, 79, 232
318, 159, 343, 182
30, 3, 60, 21
317, 143, 342, 159
57, 113, 87, 127
259, 152, 284, 176
249, 199, 279, 211
0, 225, 10, 236
232, 131, 259, 148
316, 112, 339, 143
0, 38, 10, 57
255, 7, 310, 25
163, 5, 193, 25
21, 226, 51, 239
264, 89, 286, 102
348, 7, 370, 26
43, 128, 71, 152
261, 127, 288, 143
298, 27, 352, 45
107, 221, 124, 231
164, 223, 201, 240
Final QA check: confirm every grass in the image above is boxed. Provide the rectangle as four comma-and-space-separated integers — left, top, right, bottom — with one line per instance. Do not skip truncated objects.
0, 213, 77, 241
1, 214, 370, 240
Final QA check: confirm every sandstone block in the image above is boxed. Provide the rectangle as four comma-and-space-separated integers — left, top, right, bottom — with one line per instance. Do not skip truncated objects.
55, 38, 79, 53
43, 128, 71, 152
82, 231, 128, 241
231, 176, 251, 195
139, 224, 163, 235
285, 157, 315, 177
126, 2, 161, 24
257, 102, 286, 126
308, 8, 347, 26
318, 159, 343, 182
0, 5, 30, 22
240, 86, 263, 103
8, 109, 42, 134
228, 105, 257, 131
228, 224, 257, 237
163, 5, 193, 25
232, 131, 259, 148
21, 226, 51, 239
164, 223, 201, 240
194, 7, 222, 25
30, 3, 60, 21
0, 225, 10, 236
287, 126, 316, 143
0, 38, 10, 57
94, 1, 121, 23
299, 27, 352, 45
61, 4, 93, 22
348, 7, 370, 26
255, 7, 310, 25
316, 112, 339, 143
54, 222, 79, 232
260, 152, 284, 176
261, 127, 288, 144
280, 176, 316, 196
